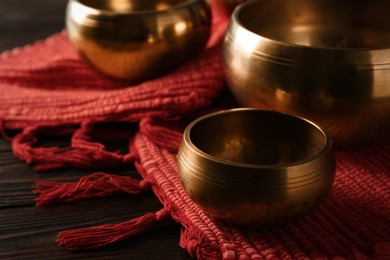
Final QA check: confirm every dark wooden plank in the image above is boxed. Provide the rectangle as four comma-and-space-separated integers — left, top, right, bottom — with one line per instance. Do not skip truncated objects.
0, 0, 68, 52
0, 139, 190, 259
0, 195, 188, 260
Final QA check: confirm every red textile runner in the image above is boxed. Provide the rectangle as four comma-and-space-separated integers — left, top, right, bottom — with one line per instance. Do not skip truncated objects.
1, 1, 389, 259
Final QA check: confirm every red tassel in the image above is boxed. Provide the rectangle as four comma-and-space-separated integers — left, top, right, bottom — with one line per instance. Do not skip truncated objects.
57, 208, 171, 251
34, 172, 151, 206
12, 123, 132, 172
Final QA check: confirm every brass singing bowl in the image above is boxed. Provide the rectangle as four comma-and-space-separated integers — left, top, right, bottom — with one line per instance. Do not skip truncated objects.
66, 0, 211, 81
177, 108, 335, 226
222, 0, 390, 145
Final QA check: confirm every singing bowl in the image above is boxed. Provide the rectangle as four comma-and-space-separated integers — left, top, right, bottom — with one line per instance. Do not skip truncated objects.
66, 0, 211, 81
222, 0, 390, 145
177, 108, 335, 226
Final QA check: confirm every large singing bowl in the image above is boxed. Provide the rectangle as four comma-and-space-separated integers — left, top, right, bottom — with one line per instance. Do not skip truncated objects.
178, 108, 335, 226
222, 0, 390, 145
66, 0, 211, 81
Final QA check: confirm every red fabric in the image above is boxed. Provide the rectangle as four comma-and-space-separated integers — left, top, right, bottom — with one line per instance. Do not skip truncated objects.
0, 1, 389, 259
133, 118, 390, 259
0, 37, 224, 129
0, 1, 230, 130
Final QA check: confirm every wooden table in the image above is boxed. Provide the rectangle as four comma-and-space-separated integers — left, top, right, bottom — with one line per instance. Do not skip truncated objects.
0, 1, 191, 259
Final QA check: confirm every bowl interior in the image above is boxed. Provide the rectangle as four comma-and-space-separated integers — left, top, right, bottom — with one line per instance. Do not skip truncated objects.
190, 110, 327, 166
78, 0, 189, 12
238, 0, 390, 48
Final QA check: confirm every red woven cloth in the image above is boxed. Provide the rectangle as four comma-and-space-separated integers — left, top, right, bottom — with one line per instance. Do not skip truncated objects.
134, 119, 390, 259
1, 1, 389, 259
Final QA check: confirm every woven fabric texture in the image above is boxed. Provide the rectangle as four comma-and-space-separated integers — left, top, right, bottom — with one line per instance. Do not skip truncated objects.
0, 0, 230, 130
0, 32, 224, 129
0, 1, 389, 259
134, 118, 390, 259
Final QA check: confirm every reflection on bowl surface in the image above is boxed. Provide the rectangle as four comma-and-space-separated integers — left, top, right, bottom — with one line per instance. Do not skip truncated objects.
223, 0, 390, 145
66, 0, 211, 81
190, 110, 325, 165
178, 108, 335, 226
78, 0, 186, 12
238, 0, 390, 49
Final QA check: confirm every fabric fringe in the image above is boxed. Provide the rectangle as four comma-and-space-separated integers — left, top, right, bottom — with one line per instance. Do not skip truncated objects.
34, 172, 151, 206
12, 122, 133, 171
139, 117, 183, 154
57, 208, 171, 251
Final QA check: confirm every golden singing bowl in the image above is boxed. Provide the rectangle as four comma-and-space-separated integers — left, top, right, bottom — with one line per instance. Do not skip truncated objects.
66, 0, 211, 81
222, 0, 390, 145
177, 108, 335, 226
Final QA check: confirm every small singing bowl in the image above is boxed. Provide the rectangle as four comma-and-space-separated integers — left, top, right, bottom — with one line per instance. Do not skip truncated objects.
222, 0, 390, 145
177, 108, 335, 226
66, 0, 211, 81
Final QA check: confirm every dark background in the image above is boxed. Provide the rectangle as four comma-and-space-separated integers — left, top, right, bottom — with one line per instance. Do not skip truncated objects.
0, 0, 68, 51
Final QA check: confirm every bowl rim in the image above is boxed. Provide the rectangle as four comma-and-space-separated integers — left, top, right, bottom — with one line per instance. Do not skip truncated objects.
68, 0, 206, 16
230, 0, 390, 52
183, 108, 333, 170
